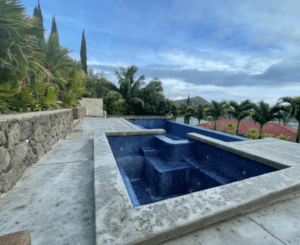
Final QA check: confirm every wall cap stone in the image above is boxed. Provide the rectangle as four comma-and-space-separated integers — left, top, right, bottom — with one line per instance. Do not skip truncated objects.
0, 108, 74, 123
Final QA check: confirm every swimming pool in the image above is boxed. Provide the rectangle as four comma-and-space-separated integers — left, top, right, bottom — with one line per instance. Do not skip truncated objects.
107, 119, 278, 207
127, 118, 253, 142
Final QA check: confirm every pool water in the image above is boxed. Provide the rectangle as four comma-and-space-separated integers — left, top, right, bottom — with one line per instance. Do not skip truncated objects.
107, 123, 278, 207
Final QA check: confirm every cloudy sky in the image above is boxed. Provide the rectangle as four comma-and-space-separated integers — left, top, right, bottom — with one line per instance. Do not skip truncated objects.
22, 0, 300, 107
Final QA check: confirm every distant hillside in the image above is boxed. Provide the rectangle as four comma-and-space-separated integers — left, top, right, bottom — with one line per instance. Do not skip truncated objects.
172, 96, 211, 106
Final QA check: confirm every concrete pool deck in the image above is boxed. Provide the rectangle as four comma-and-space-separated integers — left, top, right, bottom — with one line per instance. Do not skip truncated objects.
0, 116, 300, 244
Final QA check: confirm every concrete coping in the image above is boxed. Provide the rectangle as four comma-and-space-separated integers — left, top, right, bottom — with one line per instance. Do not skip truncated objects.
105, 129, 166, 136
116, 116, 167, 119
118, 118, 141, 130
187, 133, 291, 170
94, 127, 300, 245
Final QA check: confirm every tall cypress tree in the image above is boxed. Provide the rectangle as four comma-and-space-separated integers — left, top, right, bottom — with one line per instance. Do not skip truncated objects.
33, 6, 39, 19
80, 29, 87, 74
51, 15, 58, 34
30, 0, 46, 85
37, 0, 44, 38
50, 15, 59, 45
187, 93, 191, 106
33, 0, 44, 40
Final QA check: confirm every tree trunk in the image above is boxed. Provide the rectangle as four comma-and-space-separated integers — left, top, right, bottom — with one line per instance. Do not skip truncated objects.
259, 125, 263, 139
296, 123, 300, 143
236, 120, 241, 135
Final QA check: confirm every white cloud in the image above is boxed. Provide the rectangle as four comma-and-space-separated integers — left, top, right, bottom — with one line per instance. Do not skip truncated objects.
87, 56, 129, 68
158, 50, 282, 75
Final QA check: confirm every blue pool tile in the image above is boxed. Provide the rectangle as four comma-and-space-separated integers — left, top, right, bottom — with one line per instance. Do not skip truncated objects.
145, 155, 190, 197
107, 119, 278, 207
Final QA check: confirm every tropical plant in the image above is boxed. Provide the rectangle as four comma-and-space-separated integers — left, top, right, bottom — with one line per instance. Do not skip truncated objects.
195, 103, 211, 126
0, 82, 20, 112
8, 79, 60, 112
244, 128, 273, 140
244, 128, 260, 139
135, 78, 168, 115
262, 133, 274, 138
186, 106, 197, 124
247, 100, 289, 139
40, 32, 78, 97
202, 100, 231, 130
277, 134, 290, 141
177, 103, 196, 124
0, 0, 52, 87
60, 67, 88, 107
224, 99, 257, 135
217, 121, 237, 135
137, 78, 167, 115
243, 128, 290, 141
105, 66, 146, 115
104, 90, 126, 115
277, 96, 300, 143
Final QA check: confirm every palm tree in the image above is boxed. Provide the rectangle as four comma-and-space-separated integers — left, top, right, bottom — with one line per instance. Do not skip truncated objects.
179, 105, 195, 124
0, 0, 52, 87
277, 96, 300, 143
60, 67, 88, 107
195, 103, 211, 126
247, 100, 289, 139
185, 105, 196, 124
277, 110, 290, 126
225, 99, 257, 135
203, 100, 231, 130
105, 66, 146, 115
40, 32, 78, 98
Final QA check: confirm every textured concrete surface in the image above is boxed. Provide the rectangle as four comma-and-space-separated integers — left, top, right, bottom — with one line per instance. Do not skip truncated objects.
0, 117, 113, 245
1, 116, 300, 245
79, 98, 103, 117
160, 193, 300, 245
94, 119, 300, 245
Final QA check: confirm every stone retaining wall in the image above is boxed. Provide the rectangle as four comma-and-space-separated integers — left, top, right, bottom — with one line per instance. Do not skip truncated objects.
0, 108, 84, 195
72, 106, 86, 120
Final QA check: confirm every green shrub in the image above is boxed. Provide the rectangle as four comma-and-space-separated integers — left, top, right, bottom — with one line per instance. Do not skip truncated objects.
244, 128, 259, 139
243, 128, 290, 141
244, 128, 271, 139
277, 134, 290, 141
217, 121, 237, 135
261, 133, 274, 138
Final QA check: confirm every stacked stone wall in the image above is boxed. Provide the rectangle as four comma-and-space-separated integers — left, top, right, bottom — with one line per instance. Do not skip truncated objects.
0, 110, 77, 194
72, 106, 86, 120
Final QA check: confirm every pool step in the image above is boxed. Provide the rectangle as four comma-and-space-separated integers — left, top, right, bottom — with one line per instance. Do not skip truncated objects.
145, 155, 190, 197
140, 147, 159, 156
183, 156, 236, 185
